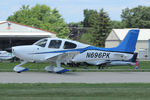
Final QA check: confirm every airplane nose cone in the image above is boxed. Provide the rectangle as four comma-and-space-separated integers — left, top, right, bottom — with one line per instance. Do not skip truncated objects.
12, 47, 20, 56
12, 45, 34, 61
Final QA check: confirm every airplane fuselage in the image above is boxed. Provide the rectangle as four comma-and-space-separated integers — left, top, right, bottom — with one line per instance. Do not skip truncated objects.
12, 44, 133, 63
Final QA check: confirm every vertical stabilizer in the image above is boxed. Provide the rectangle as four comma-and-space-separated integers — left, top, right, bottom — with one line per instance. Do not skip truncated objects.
114, 29, 139, 53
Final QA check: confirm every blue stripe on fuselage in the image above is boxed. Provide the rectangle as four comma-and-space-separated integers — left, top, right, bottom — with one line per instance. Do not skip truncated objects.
32, 46, 133, 55
32, 48, 87, 54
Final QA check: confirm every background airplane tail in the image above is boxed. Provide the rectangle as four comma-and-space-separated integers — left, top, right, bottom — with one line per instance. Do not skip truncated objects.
114, 29, 139, 53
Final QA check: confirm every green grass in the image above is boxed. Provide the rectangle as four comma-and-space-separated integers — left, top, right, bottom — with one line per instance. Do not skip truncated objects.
0, 61, 49, 72
0, 61, 150, 72
0, 83, 150, 100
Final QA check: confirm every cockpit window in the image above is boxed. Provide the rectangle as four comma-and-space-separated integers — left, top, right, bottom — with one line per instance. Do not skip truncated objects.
35, 39, 47, 47
63, 41, 77, 49
48, 40, 62, 49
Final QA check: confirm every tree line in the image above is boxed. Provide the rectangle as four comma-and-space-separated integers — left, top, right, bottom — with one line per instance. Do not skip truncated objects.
7, 4, 150, 47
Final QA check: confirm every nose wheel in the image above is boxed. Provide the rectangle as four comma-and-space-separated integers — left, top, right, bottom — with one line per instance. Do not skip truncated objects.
13, 61, 29, 73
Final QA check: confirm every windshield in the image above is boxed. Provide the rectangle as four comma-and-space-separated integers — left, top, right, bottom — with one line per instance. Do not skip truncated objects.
34, 39, 47, 47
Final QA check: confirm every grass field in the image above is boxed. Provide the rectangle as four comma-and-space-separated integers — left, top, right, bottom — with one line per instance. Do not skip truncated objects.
0, 61, 150, 100
0, 61, 150, 72
0, 83, 150, 100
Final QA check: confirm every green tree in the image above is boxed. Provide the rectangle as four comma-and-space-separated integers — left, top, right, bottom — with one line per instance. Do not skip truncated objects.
121, 6, 150, 28
110, 20, 125, 29
83, 9, 98, 27
83, 9, 111, 47
68, 22, 85, 41
68, 22, 83, 28
7, 4, 70, 38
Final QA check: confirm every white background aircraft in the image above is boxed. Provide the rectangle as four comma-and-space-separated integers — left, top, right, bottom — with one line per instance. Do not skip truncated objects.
0, 51, 14, 60
12, 29, 139, 73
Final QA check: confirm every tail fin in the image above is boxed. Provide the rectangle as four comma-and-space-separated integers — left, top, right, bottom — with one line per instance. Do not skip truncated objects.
129, 53, 138, 62
114, 29, 139, 53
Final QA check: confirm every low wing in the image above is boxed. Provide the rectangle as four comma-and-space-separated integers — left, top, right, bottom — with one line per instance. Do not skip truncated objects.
86, 60, 107, 65
44, 51, 80, 64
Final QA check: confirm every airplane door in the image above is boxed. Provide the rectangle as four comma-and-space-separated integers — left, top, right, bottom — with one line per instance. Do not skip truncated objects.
32, 39, 48, 61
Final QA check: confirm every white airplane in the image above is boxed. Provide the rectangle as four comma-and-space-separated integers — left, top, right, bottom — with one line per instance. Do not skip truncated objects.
0, 51, 14, 60
12, 29, 139, 73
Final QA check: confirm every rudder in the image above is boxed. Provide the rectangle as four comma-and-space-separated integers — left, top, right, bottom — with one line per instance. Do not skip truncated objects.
115, 29, 139, 53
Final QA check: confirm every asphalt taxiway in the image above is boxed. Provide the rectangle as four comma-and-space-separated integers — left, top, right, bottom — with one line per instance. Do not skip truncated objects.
0, 72, 150, 83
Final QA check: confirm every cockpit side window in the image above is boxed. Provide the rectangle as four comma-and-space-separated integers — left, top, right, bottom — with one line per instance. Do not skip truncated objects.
35, 39, 47, 47
48, 40, 62, 49
63, 41, 77, 49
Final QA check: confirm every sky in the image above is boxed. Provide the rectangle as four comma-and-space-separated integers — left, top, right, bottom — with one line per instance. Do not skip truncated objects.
1, 0, 150, 23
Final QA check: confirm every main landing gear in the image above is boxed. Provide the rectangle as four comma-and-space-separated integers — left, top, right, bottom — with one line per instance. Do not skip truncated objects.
45, 61, 69, 74
45, 55, 70, 73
